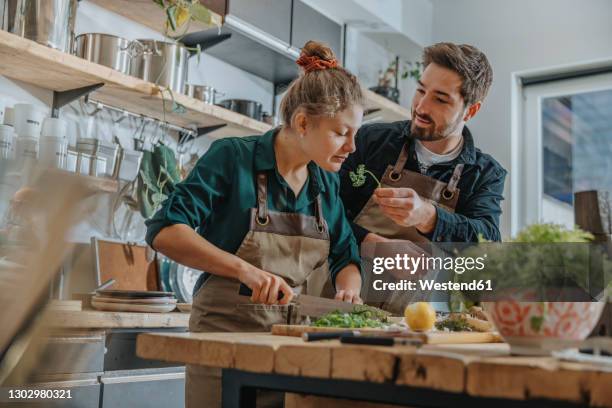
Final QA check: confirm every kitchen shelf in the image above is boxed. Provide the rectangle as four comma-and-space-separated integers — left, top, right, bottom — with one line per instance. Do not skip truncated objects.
0, 30, 271, 139
89, 0, 223, 35
44, 310, 189, 329
362, 88, 411, 123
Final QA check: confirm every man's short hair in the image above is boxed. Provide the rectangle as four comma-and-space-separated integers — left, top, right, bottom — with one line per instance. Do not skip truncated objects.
423, 43, 493, 106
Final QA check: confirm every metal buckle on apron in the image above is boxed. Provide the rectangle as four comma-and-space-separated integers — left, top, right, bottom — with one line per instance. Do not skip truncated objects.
389, 171, 402, 181
441, 188, 455, 200
256, 215, 270, 226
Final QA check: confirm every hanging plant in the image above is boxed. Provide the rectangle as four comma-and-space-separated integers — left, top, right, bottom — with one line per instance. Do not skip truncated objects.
153, 0, 215, 37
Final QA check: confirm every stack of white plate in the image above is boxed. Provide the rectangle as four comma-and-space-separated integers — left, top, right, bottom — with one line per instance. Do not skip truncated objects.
91, 290, 177, 313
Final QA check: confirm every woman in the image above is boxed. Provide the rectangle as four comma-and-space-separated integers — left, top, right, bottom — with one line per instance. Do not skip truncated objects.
145, 41, 365, 407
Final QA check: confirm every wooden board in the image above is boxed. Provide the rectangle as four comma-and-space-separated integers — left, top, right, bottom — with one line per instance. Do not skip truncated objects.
46, 300, 82, 312
0, 30, 270, 138
44, 310, 188, 328
271, 324, 502, 344
94, 240, 154, 291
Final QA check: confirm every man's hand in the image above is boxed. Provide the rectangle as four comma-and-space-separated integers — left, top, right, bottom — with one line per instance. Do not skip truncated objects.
373, 188, 437, 234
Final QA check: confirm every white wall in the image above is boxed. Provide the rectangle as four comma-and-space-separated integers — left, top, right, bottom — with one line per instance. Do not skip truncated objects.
430, 0, 612, 238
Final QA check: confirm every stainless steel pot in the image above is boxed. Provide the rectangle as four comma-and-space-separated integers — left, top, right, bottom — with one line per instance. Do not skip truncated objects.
217, 99, 263, 121
3, 0, 78, 52
184, 84, 223, 105
129, 40, 189, 94
74, 33, 140, 75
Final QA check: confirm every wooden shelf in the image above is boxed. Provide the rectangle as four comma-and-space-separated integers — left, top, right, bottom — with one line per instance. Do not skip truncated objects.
89, 0, 223, 36
363, 88, 411, 123
0, 30, 271, 139
45, 310, 189, 329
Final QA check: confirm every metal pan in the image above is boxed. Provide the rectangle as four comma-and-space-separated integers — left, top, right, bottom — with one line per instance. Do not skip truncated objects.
217, 99, 263, 121
74, 33, 140, 75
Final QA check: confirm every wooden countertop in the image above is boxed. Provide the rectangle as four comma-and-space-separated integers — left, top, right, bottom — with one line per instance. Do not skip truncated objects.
44, 310, 189, 329
136, 332, 612, 407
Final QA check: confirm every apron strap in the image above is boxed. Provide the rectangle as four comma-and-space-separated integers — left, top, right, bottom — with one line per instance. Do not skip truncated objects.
446, 163, 464, 194
314, 195, 325, 232
391, 143, 410, 178
256, 173, 269, 223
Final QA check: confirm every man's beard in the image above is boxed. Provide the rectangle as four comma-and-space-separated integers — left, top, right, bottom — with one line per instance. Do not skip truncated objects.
409, 110, 463, 141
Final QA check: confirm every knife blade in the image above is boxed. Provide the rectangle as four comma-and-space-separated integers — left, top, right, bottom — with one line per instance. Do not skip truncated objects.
237, 283, 390, 319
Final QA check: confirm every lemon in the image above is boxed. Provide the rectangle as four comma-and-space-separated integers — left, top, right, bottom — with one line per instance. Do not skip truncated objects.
404, 302, 436, 332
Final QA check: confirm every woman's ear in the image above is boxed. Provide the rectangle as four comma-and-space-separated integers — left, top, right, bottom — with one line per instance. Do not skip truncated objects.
291, 110, 308, 137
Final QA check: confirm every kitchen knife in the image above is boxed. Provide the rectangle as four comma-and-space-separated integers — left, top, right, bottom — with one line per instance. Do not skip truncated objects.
340, 335, 422, 347
302, 330, 360, 342
237, 283, 389, 318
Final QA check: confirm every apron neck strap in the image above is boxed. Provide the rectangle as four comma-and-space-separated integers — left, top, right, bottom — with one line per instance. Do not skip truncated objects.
391, 143, 410, 176
314, 195, 325, 231
446, 163, 464, 193
256, 173, 269, 223
255, 171, 326, 230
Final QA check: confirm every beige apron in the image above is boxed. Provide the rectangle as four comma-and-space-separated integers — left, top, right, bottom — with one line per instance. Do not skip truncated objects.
353, 142, 464, 313
187, 172, 330, 408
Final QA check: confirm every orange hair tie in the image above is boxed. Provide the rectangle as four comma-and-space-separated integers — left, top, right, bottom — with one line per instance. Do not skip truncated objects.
296, 54, 338, 73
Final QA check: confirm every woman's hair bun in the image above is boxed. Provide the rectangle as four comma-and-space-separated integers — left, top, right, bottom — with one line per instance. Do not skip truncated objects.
296, 41, 339, 73
301, 40, 336, 62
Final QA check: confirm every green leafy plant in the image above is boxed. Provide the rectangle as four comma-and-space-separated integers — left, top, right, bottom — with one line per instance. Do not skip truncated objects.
377, 59, 424, 88
435, 316, 471, 332
153, 0, 214, 37
449, 223, 611, 328
349, 164, 381, 188
312, 306, 388, 328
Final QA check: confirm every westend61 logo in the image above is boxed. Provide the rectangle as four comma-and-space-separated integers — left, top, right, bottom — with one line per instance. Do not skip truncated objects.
372, 253, 487, 275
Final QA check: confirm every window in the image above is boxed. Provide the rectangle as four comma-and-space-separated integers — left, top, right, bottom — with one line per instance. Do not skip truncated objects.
517, 70, 612, 231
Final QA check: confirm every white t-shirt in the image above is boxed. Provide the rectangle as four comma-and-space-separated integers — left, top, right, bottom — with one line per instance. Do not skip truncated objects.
415, 138, 464, 174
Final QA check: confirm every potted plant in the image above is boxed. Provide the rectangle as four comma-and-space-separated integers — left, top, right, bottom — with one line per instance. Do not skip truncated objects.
369, 57, 423, 104
456, 224, 610, 355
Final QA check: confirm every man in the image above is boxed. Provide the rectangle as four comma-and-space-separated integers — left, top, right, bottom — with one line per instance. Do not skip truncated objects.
340, 42, 506, 247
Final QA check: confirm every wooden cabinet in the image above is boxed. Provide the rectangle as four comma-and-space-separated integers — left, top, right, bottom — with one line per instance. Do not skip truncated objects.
200, 0, 228, 17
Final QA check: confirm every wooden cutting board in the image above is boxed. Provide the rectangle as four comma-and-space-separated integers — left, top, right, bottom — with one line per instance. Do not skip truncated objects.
271, 324, 503, 344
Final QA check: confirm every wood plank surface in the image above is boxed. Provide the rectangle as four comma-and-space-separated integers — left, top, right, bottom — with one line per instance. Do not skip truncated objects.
271, 324, 502, 344
0, 30, 270, 138
136, 331, 612, 407
44, 310, 189, 329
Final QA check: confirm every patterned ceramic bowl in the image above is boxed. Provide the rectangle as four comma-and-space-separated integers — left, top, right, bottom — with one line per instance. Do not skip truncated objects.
483, 301, 605, 355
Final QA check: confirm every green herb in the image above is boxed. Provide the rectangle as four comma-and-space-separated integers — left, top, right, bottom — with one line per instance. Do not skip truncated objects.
452, 223, 610, 305
349, 164, 381, 188
435, 316, 472, 332
312, 306, 388, 328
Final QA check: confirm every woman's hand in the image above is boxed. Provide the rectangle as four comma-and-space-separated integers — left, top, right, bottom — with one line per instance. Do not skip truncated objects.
238, 264, 294, 305
334, 264, 363, 304
334, 289, 362, 304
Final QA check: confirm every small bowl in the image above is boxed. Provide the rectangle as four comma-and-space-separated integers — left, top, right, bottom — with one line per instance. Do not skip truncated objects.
483, 301, 605, 355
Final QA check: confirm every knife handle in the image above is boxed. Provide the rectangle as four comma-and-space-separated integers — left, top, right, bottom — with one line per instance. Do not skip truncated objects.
238, 283, 285, 300
303, 331, 358, 342
340, 335, 395, 346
